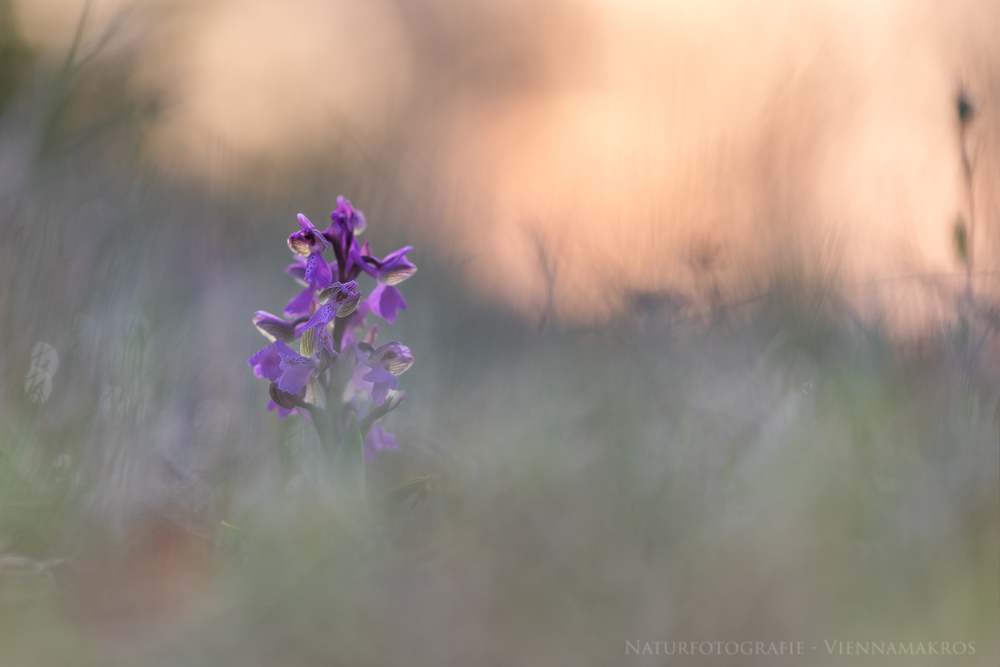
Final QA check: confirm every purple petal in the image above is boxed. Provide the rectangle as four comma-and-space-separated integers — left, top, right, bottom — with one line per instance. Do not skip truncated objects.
304, 252, 332, 289
363, 423, 398, 462
352, 209, 367, 234
377, 246, 416, 285
275, 340, 319, 394
285, 257, 308, 285
371, 379, 396, 406
362, 364, 395, 385
284, 286, 315, 318
369, 284, 408, 324
249, 343, 283, 381
348, 243, 379, 279
277, 362, 314, 394
349, 351, 371, 392
363, 323, 379, 346
297, 213, 316, 231
302, 302, 336, 332
361, 363, 398, 406
267, 399, 297, 419
381, 246, 413, 265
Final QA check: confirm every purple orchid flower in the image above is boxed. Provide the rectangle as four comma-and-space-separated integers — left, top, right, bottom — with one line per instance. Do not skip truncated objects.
368, 341, 414, 376
288, 213, 329, 256
353, 340, 413, 406
288, 214, 333, 290
251, 196, 415, 466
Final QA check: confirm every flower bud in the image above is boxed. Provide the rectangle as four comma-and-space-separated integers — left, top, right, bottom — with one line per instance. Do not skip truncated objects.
330, 196, 366, 236
269, 381, 304, 410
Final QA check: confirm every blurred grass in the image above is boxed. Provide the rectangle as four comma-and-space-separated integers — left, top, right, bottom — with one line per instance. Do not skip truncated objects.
0, 5, 998, 666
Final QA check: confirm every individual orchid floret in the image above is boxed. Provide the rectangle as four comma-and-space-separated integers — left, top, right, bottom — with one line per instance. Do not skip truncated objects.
350, 245, 417, 285
318, 280, 363, 317
252, 310, 300, 343
300, 281, 364, 353
288, 214, 333, 290
323, 195, 367, 244
367, 341, 414, 376
288, 213, 330, 256
353, 340, 412, 406
351, 346, 397, 407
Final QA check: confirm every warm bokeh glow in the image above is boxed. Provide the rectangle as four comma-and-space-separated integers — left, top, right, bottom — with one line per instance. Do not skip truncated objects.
16, 0, 1000, 330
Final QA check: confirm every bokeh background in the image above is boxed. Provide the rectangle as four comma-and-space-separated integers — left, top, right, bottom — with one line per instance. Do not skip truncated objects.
1, 0, 998, 665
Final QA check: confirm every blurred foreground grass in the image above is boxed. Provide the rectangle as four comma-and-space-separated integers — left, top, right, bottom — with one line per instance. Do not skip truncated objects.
1, 6, 998, 666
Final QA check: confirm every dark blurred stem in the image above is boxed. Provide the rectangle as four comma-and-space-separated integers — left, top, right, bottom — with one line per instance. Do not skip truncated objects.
332, 316, 347, 354
960, 124, 975, 301
64, 0, 92, 69
323, 368, 341, 438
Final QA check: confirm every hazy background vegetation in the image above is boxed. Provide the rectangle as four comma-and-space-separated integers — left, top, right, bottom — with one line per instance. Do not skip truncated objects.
0, 0, 997, 665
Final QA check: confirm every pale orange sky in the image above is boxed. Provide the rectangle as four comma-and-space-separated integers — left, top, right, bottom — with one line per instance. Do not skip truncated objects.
14, 0, 1000, 330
